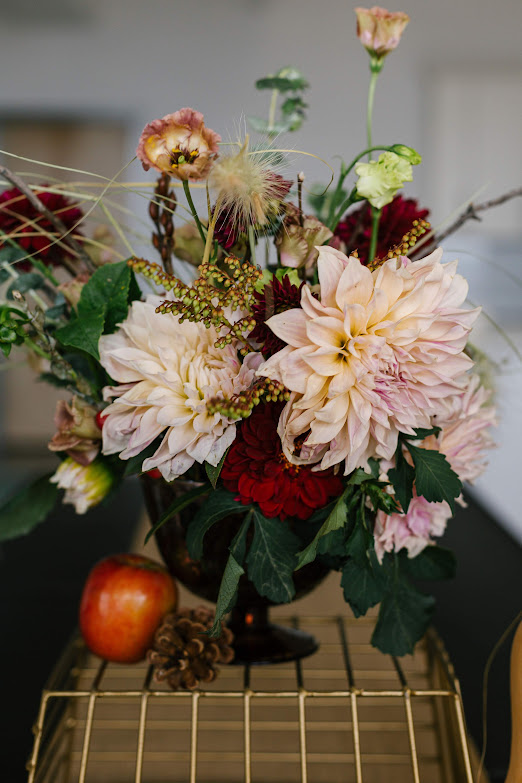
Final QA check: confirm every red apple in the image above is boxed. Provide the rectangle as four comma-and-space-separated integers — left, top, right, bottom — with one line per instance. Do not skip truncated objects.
79, 554, 178, 663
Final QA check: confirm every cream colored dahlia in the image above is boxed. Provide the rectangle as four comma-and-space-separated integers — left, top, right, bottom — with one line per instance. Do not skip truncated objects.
258, 246, 479, 475
99, 295, 261, 481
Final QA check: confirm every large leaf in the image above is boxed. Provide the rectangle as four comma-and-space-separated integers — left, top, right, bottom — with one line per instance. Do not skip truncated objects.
55, 261, 137, 359
0, 475, 59, 541
55, 311, 105, 359
296, 488, 352, 570
208, 512, 253, 636
80, 261, 133, 333
405, 443, 462, 513
341, 552, 385, 618
400, 546, 457, 581
246, 510, 298, 603
186, 489, 248, 560
372, 566, 435, 656
388, 446, 415, 513
144, 484, 210, 544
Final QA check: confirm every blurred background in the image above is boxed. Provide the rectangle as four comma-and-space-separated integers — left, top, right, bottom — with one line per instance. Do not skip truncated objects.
0, 0, 520, 781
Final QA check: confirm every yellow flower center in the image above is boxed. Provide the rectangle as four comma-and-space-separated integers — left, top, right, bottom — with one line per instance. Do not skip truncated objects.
170, 147, 199, 168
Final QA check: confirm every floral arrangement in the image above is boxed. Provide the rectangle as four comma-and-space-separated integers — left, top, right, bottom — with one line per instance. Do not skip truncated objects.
1, 6, 507, 656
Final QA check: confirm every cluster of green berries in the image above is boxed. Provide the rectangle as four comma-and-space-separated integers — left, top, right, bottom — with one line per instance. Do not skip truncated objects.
369, 219, 430, 270
207, 379, 290, 420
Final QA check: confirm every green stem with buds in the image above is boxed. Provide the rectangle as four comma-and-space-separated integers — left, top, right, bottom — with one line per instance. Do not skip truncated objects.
182, 180, 207, 245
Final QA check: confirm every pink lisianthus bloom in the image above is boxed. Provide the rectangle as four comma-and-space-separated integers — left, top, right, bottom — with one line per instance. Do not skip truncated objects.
258, 246, 479, 476
136, 108, 221, 181
355, 6, 410, 60
374, 494, 451, 562
98, 293, 262, 482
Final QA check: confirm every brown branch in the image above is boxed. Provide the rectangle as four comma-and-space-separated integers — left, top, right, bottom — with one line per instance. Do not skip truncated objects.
435, 186, 522, 245
0, 164, 95, 274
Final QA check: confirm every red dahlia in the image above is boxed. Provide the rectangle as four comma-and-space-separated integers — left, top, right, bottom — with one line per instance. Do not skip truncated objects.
0, 186, 84, 269
249, 274, 303, 358
334, 195, 430, 264
221, 404, 343, 520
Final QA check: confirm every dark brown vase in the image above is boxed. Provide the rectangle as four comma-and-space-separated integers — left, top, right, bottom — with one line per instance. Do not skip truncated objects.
141, 475, 330, 665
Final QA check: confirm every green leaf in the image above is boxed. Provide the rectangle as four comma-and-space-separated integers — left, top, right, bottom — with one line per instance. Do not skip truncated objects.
255, 75, 309, 92
208, 512, 253, 636
296, 488, 352, 570
127, 269, 142, 304
345, 518, 372, 563
400, 546, 457, 581
372, 575, 435, 656
80, 261, 132, 333
205, 448, 230, 489
186, 489, 248, 560
341, 551, 385, 618
208, 553, 245, 637
403, 426, 442, 440
0, 474, 59, 541
247, 116, 292, 135
144, 484, 210, 544
55, 310, 105, 359
405, 443, 462, 513
388, 447, 415, 513
246, 509, 298, 603
281, 96, 308, 115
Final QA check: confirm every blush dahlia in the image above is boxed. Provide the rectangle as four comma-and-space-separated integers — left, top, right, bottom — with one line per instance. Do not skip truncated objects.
220, 404, 343, 520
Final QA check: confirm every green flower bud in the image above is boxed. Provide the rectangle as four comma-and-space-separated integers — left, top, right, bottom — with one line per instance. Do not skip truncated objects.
390, 144, 422, 166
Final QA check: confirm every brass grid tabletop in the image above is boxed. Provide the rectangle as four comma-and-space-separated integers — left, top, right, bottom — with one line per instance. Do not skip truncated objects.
27, 615, 482, 783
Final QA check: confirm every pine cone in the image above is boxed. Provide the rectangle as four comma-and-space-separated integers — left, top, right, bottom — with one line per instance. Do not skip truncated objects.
147, 607, 234, 691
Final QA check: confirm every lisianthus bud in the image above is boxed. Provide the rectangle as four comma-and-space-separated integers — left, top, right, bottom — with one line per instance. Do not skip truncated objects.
173, 222, 205, 267
390, 144, 422, 165
48, 397, 102, 465
355, 151, 413, 209
355, 6, 410, 62
50, 457, 114, 514
137, 108, 221, 181
275, 204, 333, 271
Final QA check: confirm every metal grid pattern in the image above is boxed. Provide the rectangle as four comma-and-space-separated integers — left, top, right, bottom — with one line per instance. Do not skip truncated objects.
27, 615, 479, 783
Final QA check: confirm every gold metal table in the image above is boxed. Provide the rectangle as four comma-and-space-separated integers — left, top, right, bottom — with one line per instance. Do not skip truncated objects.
26, 614, 484, 783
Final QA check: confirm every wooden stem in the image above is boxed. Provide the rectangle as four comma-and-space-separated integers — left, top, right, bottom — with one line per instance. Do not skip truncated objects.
506, 620, 522, 783
435, 187, 522, 245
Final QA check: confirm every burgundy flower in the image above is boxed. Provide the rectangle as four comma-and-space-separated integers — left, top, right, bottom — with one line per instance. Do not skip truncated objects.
221, 404, 343, 521
0, 186, 83, 269
334, 195, 430, 264
249, 274, 303, 358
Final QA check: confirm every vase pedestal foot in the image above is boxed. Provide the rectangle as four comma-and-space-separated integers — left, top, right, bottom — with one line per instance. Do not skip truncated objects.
228, 606, 319, 665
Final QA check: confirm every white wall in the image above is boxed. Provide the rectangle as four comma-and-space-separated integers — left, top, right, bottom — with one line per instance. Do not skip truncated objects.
0, 0, 521, 540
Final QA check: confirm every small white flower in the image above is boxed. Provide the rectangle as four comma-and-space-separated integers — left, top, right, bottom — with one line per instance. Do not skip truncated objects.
51, 458, 114, 514
355, 151, 413, 209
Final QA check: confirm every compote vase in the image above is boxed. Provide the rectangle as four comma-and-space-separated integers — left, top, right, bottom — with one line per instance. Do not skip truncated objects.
141, 475, 330, 664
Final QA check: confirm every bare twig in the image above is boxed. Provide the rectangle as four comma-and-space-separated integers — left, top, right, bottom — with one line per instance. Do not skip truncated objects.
435, 186, 522, 244
0, 164, 95, 273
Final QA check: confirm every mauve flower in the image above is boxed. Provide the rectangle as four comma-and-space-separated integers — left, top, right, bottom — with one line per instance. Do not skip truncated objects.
258, 246, 479, 476
355, 6, 410, 60
0, 186, 83, 269
137, 109, 221, 181
374, 494, 450, 562
99, 294, 262, 481
275, 204, 333, 271
221, 403, 343, 520
334, 196, 430, 265
50, 457, 114, 514
48, 397, 102, 466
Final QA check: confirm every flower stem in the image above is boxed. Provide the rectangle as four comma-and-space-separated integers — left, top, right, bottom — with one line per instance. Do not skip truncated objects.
182, 180, 207, 245
366, 66, 380, 157
368, 207, 381, 264
202, 195, 224, 266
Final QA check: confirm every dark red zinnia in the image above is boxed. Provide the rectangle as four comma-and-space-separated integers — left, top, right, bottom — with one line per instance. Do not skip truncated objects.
249, 274, 303, 358
221, 403, 344, 521
0, 186, 84, 269
334, 195, 430, 265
